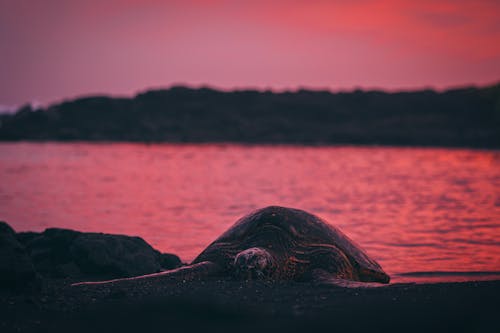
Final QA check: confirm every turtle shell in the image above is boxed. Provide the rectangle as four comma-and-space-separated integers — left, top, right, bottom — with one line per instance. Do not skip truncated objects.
193, 206, 389, 282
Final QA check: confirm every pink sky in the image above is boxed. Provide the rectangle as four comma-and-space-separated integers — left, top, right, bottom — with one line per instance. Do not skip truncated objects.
1, 0, 499, 106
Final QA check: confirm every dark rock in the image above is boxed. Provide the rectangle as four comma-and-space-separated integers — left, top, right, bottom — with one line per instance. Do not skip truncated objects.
19, 227, 180, 279
0, 222, 37, 288
19, 228, 81, 278
69, 233, 162, 278
16, 231, 38, 244
158, 252, 182, 269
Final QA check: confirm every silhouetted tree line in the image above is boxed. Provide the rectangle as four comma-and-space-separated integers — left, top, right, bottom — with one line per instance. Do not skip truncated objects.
0, 84, 499, 147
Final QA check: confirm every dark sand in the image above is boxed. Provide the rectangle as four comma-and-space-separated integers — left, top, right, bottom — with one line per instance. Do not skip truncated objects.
1, 278, 499, 333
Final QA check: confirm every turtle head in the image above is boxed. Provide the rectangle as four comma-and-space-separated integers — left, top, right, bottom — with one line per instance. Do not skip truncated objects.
233, 247, 277, 280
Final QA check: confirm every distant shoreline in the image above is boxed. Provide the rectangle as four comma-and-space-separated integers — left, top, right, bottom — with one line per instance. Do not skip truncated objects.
1, 140, 499, 152
1, 84, 499, 148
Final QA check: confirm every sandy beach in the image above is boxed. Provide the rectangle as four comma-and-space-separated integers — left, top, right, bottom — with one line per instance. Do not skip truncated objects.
1, 276, 499, 333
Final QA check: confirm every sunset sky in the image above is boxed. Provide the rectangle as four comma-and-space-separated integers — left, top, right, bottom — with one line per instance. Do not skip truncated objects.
1, 0, 499, 108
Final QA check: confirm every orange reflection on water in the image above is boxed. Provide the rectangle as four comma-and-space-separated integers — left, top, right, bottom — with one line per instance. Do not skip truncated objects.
0, 143, 499, 282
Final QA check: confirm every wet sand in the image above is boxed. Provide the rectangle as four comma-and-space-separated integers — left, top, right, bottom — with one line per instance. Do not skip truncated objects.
1, 278, 498, 333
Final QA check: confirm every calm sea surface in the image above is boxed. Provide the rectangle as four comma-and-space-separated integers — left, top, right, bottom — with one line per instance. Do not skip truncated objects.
1, 143, 499, 282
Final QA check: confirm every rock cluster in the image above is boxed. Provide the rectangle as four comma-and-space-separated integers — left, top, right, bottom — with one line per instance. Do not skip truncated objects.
0, 222, 37, 288
0, 221, 182, 288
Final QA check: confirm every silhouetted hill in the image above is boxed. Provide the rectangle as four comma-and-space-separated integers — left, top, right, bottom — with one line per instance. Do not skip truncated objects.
1, 84, 499, 147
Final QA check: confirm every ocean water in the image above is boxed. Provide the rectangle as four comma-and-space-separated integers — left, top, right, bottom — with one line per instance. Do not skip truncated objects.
1, 143, 499, 282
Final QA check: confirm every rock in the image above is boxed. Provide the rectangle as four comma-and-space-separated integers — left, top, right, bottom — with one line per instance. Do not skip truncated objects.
70, 233, 162, 278
18, 227, 181, 279
18, 228, 81, 278
0, 222, 37, 288
159, 252, 183, 269
16, 231, 38, 244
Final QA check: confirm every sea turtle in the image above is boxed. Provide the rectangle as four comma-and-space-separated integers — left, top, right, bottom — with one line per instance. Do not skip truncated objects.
73, 206, 390, 287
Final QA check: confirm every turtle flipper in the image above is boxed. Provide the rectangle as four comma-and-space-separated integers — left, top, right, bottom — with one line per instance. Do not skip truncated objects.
71, 261, 221, 287
311, 269, 389, 288
311, 269, 415, 288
